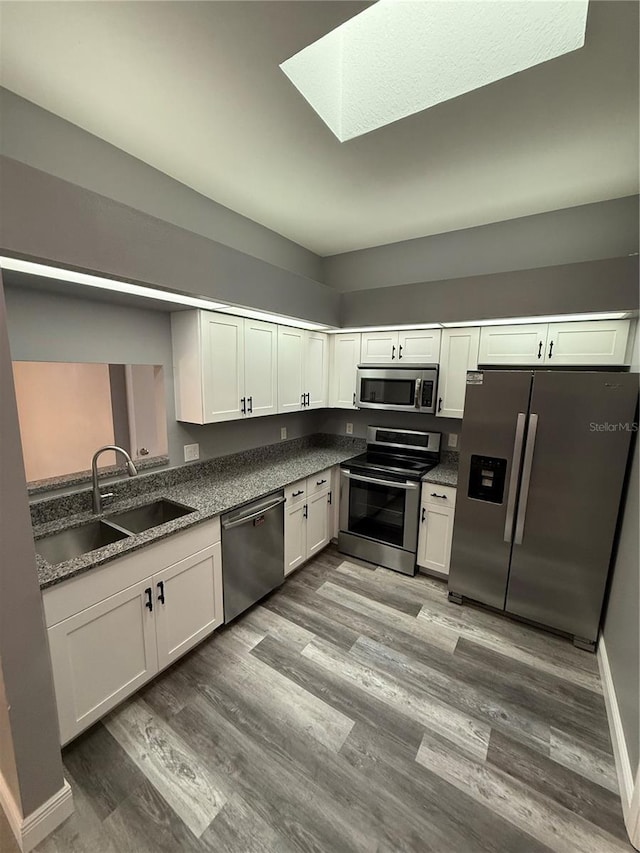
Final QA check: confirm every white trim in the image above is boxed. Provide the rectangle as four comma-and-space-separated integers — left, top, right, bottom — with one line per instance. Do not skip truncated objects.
0, 770, 23, 848
0, 776, 73, 852
597, 635, 639, 849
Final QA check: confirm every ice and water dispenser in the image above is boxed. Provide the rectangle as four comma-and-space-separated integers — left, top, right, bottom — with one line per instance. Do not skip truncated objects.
468, 455, 507, 504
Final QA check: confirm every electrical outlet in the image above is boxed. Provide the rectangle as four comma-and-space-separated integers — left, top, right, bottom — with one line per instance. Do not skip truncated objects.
184, 443, 200, 462
448, 433, 458, 449
280, 427, 287, 440
346, 422, 353, 435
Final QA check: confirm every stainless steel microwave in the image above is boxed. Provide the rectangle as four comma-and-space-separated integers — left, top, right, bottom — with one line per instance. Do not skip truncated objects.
356, 365, 439, 414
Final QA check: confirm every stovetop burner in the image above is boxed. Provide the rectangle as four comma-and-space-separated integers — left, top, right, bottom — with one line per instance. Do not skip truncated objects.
340, 426, 442, 482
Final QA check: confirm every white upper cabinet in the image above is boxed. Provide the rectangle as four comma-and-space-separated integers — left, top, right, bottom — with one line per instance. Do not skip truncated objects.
278, 328, 328, 413
437, 327, 480, 419
360, 330, 441, 364
479, 323, 549, 366
278, 326, 307, 413
360, 331, 399, 364
330, 333, 361, 409
306, 331, 329, 409
544, 320, 630, 366
479, 320, 631, 367
244, 319, 278, 417
172, 311, 278, 423
398, 329, 441, 363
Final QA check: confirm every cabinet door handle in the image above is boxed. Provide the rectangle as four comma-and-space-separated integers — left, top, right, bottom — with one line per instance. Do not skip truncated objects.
398, 344, 403, 360
292, 489, 304, 497
430, 492, 447, 499
301, 393, 306, 408
392, 345, 396, 360
316, 479, 327, 486
437, 397, 442, 413
421, 507, 426, 522
537, 341, 543, 359
306, 392, 310, 407
548, 340, 554, 359
328, 491, 332, 505
303, 504, 308, 519
157, 580, 165, 605
247, 396, 253, 414
241, 397, 246, 415
145, 587, 153, 612
353, 391, 356, 406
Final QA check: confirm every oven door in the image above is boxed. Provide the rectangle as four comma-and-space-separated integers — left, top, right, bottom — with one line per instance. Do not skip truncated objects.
340, 468, 420, 552
357, 368, 421, 412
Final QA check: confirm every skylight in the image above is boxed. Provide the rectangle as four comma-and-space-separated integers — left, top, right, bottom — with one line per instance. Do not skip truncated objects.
281, 0, 589, 142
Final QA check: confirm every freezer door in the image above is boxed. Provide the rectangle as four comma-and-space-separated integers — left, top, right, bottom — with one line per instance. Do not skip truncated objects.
506, 371, 638, 643
449, 371, 532, 609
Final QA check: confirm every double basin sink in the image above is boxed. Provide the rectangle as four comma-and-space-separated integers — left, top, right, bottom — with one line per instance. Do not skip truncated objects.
35, 499, 196, 566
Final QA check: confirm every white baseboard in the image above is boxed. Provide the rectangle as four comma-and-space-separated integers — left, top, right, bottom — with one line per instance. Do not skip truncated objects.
0, 774, 73, 852
597, 635, 639, 850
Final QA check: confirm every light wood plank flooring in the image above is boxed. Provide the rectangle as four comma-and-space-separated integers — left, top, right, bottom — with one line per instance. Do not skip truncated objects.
19, 546, 632, 851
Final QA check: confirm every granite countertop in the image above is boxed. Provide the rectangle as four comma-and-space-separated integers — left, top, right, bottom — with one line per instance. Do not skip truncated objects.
34, 440, 362, 591
422, 452, 459, 487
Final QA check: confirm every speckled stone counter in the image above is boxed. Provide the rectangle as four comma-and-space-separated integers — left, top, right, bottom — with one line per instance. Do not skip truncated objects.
422, 451, 459, 487
34, 435, 365, 591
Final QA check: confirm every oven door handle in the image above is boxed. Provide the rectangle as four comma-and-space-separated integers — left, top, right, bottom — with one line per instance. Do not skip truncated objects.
342, 471, 418, 490
414, 378, 422, 409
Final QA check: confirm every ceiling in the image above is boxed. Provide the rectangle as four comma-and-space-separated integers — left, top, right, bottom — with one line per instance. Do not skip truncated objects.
0, 1, 638, 257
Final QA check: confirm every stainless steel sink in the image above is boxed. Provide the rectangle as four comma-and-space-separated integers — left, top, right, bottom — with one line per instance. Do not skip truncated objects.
35, 520, 130, 565
106, 499, 195, 534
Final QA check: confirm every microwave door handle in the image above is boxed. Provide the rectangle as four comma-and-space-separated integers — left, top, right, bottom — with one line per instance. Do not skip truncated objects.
343, 471, 418, 490
514, 414, 538, 545
414, 378, 422, 409
503, 413, 527, 543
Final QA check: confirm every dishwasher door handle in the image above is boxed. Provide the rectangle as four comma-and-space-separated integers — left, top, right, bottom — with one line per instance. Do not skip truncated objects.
222, 496, 285, 530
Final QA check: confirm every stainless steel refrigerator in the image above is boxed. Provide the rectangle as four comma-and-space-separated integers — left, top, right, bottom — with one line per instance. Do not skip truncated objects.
448, 370, 638, 650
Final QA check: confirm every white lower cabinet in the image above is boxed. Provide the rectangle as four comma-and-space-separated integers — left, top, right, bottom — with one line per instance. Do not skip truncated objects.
47, 579, 159, 746
417, 485, 456, 576
44, 519, 223, 745
284, 468, 335, 575
154, 544, 223, 670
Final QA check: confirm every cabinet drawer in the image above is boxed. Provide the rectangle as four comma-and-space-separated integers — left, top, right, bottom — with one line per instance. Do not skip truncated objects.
285, 479, 307, 505
422, 484, 457, 508
307, 469, 332, 496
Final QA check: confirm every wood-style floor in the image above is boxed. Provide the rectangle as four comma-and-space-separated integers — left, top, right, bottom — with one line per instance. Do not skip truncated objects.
25, 546, 631, 851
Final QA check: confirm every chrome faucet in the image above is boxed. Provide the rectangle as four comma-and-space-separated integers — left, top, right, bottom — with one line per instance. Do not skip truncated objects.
92, 446, 138, 514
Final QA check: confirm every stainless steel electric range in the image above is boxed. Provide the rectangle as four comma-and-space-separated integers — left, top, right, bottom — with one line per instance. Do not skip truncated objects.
338, 426, 441, 576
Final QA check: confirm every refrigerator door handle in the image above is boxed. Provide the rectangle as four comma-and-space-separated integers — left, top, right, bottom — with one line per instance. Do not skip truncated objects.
514, 414, 539, 545
503, 413, 527, 543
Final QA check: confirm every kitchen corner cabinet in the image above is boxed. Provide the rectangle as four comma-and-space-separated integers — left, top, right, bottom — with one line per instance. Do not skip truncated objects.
278, 327, 329, 413
437, 327, 480, 419
417, 484, 456, 576
44, 518, 223, 745
478, 320, 631, 367
171, 310, 277, 423
284, 469, 334, 575
330, 333, 361, 409
360, 329, 441, 364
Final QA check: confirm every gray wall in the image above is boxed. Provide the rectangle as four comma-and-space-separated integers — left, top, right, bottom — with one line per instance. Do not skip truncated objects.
602, 324, 640, 774
340, 256, 640, 327
0, 276, 65, 817
0, 156, 340, 327
323, 196, 640, 291
4, 284, 324, 472
315, 408, 461, 447
0, 88, 322, 282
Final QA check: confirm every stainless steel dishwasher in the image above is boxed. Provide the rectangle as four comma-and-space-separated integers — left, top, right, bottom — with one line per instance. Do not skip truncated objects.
221, 490, 285, 623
